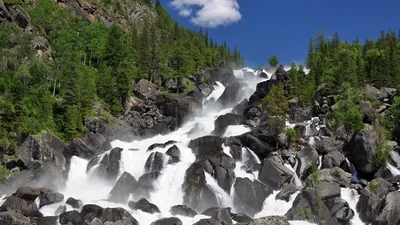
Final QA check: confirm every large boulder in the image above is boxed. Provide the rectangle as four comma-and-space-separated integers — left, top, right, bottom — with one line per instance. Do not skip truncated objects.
68, 132, 112, 159
356, 178, 393, 224
170, 205, 197, 217
258, 158, 294, 190
306, 167, 352, 188
285, 187, 339, 225
249, 79, 279, 104
155, 94, 201, 127
101, 207, 139, 225
296, 145, 319, 180
144, 152, 168, 173
321, 151, 349, 171
315, 137, 344, 155
16, 131, 67, 170
343, 129, 381, 177
133, 79, 158, 100
0, 196, 41, 217
276, 183, 300, 202
87, 147, 123, 182
233, 178, 272, 216
202, 207, 232, 225
374, 192, 400, 225
128, 198, 160, 214
212, 113, 242, 136
39, 191, 64, 208
0, 211, 30, 225
59, 210, 83, 225
214, 82, 244, 108
188, 136, 224, 159
324, 197, 354, 224
182, 162, 220, 212
150, 217, 182, 225
108, 171, 139, 204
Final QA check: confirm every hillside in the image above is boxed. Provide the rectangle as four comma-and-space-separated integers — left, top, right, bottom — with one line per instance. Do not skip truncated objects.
0, 0, 244, 156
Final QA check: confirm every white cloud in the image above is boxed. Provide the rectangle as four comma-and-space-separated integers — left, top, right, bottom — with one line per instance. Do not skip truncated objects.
170, 0, 242, 28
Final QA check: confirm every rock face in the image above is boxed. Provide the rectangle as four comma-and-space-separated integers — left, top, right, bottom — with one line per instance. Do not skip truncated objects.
128, 198, 160, 214
88, 147, 123, 182
233, 178, 272, 216
68, 132, 112, 159
356, 178, 393, 224
16, 131, 67, 171
202, 207, 233, 225
150, 217, 183, 225
108, 171, 139, 203
375, 192, 400, 225
170, 205, 197, 217
344, 129, 381, 177
296, 145, 319, 180
247, 216, 290, 225
212, 113, 242, 136
258, 158, 294, 190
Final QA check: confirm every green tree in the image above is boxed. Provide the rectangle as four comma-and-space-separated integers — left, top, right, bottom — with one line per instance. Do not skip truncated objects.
268, 55, 279, 67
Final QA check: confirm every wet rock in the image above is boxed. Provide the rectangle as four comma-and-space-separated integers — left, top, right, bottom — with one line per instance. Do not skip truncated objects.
182, 162, 220, 212
249, 79, 280, 104
145, 152, 168, 173
13, 187, 42, 201
55, 205, 66, 215
231, 213, 253, 223
39, 191, 64, 208
108, 172, 139, 204
138, 172, 161, 190
296, 145, 319, 180
188, 136, 224, 159
59, 210, 83, 225
128, 198, 160, 214
276, 183, 300, 202
68, 132, 112, 160
307, 167, 352, 188
232, 99, 249, 116
212, 113, 242, 136
170, 205, 197, 217
81, 204, 104, 224
166, 145, 181, 158
321, 151, 348, 171
214, 82, 244, 108
88, 147, 123, 181
30, 216, 58, 225
150, 217, 182, 225
66, 197, 83, 209
233, 177, 272, 216
202, 207, 232, 225
147, 141, 177, 152
237, 134, 273, 159
258, 158, 294, 190
193, 218, 222, 225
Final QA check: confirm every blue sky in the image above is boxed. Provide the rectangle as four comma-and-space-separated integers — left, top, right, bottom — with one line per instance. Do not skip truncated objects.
161, 0, 400, 68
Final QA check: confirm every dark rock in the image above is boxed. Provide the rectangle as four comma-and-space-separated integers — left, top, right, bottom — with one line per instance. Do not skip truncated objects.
151, 217, 182, 225
59, 210, 83, 225
30, 216, 58, 225
276, 183, 300, 202
133, 79, 158, 100
68, 132, 111, 159
308, 167, 352, 188
66, 197, 82, 209
233, 177, 272, 216
39, 191, 64, 208
138, 172, 161, 190
182, 162, 220, 212
202, 207, 232, 225
258, 158, 294, 190
317, 126, 334, 137
147, 141, 177, 152
214, 82, 244, 108
193, 218, 222, 225
344, 129, 381, 177
296, 145, 319, 180
170, 205, 197, 217
155, 94, 201, 127
88, 147, 123, 182
101, 207, 139, 225
128, 198, 160, 214
315, 137, 344, 154
247, 216, 289, 225
13, 187, 41, 201
0, 196, 41, 217
294, 123, 307, 140
164, 78, 179, 93
249, 79, 280, 104
232, 99, 249, 116
231, 213, 253, 223
356, 178, 392, 224
188, 136, 224, 159
212, 114, 242, 136
166, 145, 181, 158
145, 152, 168, 173
108, 171, 139, 204
237, 134, 273, 159
321, 151, 349, 171
16, 131, 67, 170
80, 204, 104, 224
285, 187, 339, 225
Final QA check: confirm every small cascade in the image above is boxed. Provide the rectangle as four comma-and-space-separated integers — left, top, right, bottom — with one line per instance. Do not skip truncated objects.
203, 81, 225, 105
341, 188, 363, 225
387, 163, 400, 176
318, 156, 322, 169
255, 191, 300, 218
346, 158, 359, 183
284, 163, 302, 188
205, 173, 233, 208
223, 125, 251, 137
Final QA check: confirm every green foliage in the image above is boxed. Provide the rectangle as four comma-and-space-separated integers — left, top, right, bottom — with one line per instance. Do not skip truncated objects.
374, 145, 391, 166
329, 83, 364, 140
0, 0, 243, 155
268, 55, 279, 67
385, 97, 400, 142
285, 128, 297, 143
0, 164, 10, 180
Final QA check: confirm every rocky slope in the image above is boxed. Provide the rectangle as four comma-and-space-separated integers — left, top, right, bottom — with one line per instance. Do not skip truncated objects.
0, 65, 399, 225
